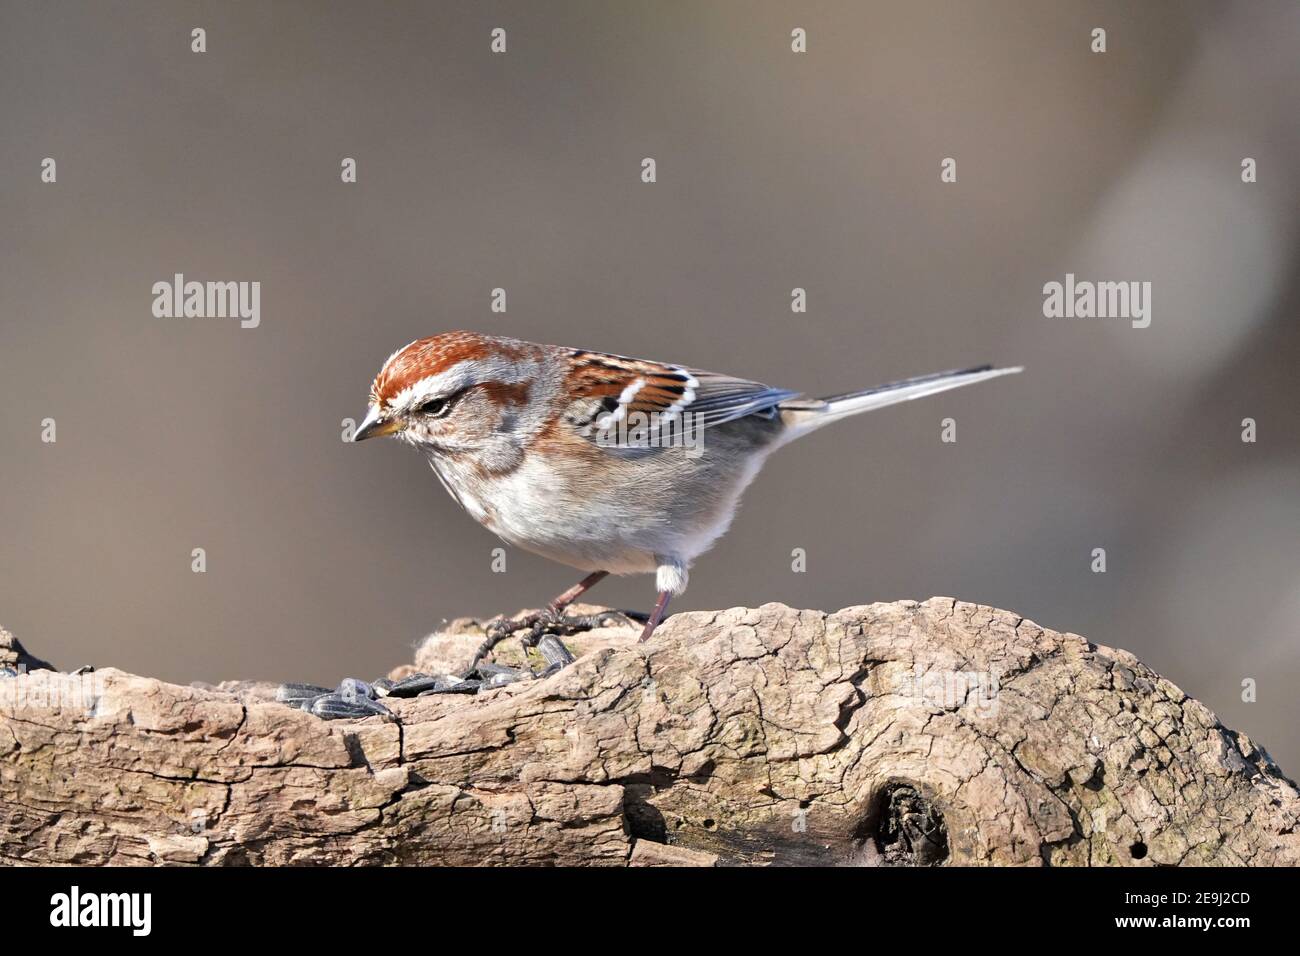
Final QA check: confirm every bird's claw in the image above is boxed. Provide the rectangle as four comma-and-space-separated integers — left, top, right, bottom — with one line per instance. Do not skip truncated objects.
469, 607, 629, 678
487, 607, 632, 640
549, 609, 636, 634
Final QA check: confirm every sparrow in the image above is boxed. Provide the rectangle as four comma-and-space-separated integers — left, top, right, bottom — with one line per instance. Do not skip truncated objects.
353, 331, 1020, 648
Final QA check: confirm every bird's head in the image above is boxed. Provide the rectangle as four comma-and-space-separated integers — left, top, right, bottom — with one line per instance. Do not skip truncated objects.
353, 332, 554, 466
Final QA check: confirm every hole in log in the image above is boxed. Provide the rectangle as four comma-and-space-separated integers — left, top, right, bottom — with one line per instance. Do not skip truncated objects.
868, 783, 949, 866
621, 783, 667, 842
1130, 841, 1148, 860
687, 759, 716, 784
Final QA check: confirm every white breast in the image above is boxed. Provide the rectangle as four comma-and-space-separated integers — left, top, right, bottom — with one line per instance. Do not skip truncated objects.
425, 427, 777, 583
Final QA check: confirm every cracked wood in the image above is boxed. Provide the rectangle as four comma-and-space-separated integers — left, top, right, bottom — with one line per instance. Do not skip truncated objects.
0, 600, 1296, 866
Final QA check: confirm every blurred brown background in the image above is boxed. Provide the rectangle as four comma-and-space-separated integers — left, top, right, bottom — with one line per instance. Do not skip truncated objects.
2, 3, 1297, 767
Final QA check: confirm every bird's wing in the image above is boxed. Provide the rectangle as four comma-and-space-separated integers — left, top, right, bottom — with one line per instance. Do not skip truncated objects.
680, 369, 801, 427
561, 349, 797, 443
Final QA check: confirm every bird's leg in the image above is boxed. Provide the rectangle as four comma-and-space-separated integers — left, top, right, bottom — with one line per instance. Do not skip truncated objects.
638, 591, 672, 643
550, 570, 610, 612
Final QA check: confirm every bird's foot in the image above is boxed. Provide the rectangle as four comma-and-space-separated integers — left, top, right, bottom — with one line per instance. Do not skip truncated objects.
485, 606, 630, 641
468, 606, 632, 678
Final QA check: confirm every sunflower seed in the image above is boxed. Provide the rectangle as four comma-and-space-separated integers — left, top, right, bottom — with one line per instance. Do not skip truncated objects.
535, 636, 575, 669
310, 693, 391, 721
277, 682, 333, 705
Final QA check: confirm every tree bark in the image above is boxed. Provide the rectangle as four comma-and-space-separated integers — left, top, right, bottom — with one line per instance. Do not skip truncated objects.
1, 599, 1295, 866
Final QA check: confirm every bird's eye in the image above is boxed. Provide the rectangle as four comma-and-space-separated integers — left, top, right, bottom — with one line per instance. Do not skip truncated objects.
414, 387, 469, 419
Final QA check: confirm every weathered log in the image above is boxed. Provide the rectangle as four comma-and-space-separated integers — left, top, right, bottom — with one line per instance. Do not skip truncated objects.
0, 625, 53, 674
0, 599, 1295, 866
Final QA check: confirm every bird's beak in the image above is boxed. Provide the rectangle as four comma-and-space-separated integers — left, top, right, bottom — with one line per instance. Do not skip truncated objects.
353, 405, 403, 442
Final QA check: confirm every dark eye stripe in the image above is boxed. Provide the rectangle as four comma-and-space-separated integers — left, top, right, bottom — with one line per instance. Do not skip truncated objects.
416, 386, 470, 418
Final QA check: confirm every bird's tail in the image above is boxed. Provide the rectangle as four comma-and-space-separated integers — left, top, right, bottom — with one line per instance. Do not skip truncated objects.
778, 364, 1022, 441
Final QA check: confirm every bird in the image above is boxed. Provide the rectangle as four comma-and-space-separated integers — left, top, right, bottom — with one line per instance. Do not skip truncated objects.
353, 331, 1021, 650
